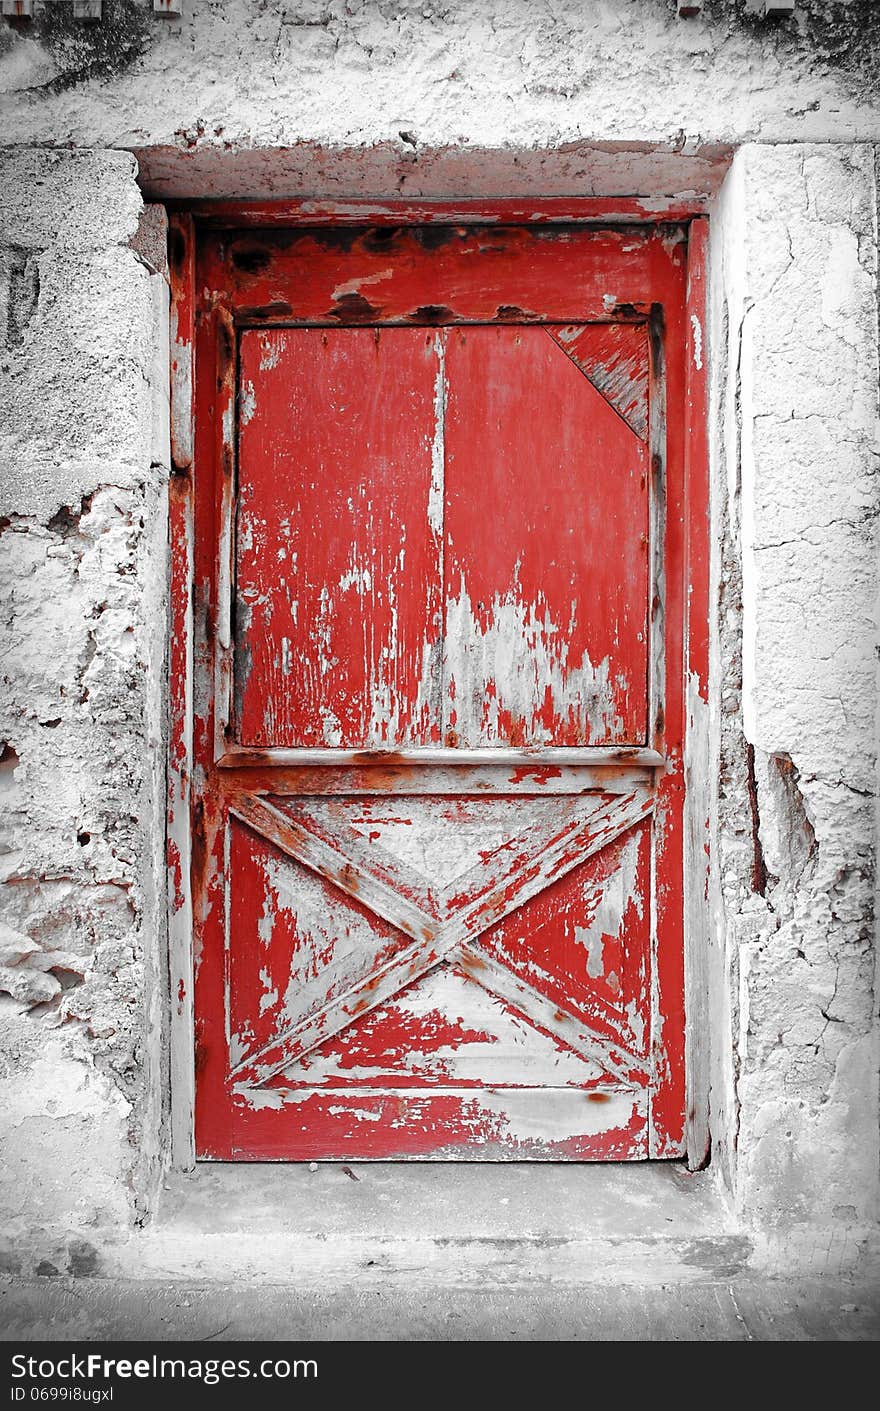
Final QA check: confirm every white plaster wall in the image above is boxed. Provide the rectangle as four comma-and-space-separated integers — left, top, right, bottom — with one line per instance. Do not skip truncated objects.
0, 150, 170, 1269
709, 143, 880, 1267
1, 0, 879, 162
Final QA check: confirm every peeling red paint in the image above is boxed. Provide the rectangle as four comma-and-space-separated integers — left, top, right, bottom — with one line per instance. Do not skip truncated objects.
442, 325, 647, 746
235, 320, 647, 750
213, 1087, 648, 1163
186, 197, 708, 231
508, 766, 563, 785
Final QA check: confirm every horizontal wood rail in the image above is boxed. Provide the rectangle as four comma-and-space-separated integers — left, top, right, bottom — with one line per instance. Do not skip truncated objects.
216, 746, 667, 768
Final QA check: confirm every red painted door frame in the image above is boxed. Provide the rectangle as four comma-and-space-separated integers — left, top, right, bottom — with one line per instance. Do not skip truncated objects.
166, 200, 710, 1168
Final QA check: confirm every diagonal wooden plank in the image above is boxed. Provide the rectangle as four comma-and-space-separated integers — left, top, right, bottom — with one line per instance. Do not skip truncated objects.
438, 793, 640, 912
440, 790, 655, 952
267, 796, 444, 919
228, 925, 447, 1088
229, 788, 654, 1090
455, 943, 648, 1088
230, 794, 440, 946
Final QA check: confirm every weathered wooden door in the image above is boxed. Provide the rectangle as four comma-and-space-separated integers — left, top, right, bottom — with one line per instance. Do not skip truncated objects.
186, 218, 697, 1161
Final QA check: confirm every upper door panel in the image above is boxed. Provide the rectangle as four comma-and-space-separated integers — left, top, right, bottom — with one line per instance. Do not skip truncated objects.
235, 321, 648, 750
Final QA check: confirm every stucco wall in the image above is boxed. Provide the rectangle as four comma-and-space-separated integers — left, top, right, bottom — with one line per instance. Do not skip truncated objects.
0, 0, 877, 1275
1, 0, 879, 164
708, 143, 879, 1267
0, 150, 170, 1269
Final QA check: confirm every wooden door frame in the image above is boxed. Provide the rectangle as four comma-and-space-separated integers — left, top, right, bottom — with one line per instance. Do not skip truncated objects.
165, 198, 710, 1171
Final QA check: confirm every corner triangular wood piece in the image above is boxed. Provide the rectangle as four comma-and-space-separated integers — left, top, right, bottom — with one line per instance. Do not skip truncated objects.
547, 324, 649, 441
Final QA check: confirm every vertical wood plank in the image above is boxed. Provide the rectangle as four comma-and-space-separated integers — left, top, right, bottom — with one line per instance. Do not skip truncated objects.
235, 327, 444, 749
191, 262, 238, 1160
212, 306, 237, 763
167, 213, 196, 1169
646, 230, 689, 1157
443, 325, 649, 748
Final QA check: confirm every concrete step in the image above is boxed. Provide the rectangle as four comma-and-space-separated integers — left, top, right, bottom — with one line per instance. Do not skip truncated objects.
126, 1160, 749, 1287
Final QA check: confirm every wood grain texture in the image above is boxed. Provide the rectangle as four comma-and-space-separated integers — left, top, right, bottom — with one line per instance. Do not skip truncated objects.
443, 326, 648, 746
236, 327, 443, 749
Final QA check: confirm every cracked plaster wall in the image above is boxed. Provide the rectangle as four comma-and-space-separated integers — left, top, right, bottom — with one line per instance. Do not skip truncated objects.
0, 149, 170, 1265
0, 2, 878, 1272
708, 144, 879, 1267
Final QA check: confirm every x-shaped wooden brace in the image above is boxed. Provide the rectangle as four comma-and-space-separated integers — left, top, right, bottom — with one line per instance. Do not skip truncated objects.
228, 788, 655, 1095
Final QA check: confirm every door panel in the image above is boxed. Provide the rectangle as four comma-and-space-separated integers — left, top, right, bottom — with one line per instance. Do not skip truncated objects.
191, 222, 690, 1162
236, 326, 443, 749
227, 818, 415, 1075
236, 321, 648, 752
474, 819, 652, 1061
443, 325, 648, 746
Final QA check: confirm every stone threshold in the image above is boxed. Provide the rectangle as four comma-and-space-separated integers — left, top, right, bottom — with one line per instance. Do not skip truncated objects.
119, 1160, 749, 1287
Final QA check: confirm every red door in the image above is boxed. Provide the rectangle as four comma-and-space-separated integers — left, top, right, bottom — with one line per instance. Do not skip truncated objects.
190, 222, 691, 1160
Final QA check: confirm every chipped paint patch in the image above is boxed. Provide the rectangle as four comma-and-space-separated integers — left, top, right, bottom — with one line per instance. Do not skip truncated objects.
573, 832, 642, 979
690, 312, 703, 369
428, 332, 446, 538
476, 1086, 638, 1143
239, 379, 257, 425
330, 268, 395, 303
444, 576, 624, 746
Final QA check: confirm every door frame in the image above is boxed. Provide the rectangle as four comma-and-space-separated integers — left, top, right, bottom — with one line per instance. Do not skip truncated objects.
165, 197, 710, 1171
